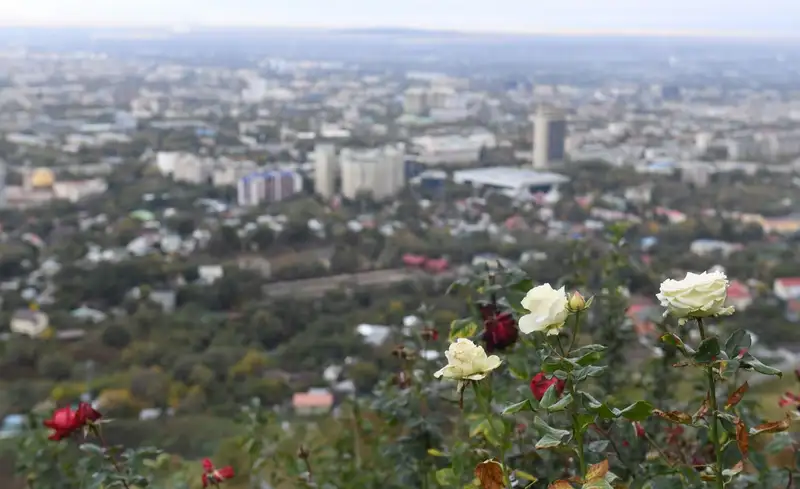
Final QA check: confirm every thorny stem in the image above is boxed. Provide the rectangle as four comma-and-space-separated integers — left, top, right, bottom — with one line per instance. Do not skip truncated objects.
302, 456, 314, 485
473, 380, 510, 489
697, 318, 725, 489
568, 311, 587, 478
93, 426, 131, 489
643, 431, 676, 467
592, 423, 629, 471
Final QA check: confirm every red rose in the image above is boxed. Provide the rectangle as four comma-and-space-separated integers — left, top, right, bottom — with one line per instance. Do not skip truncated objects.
529, 372, 565, 401
480, 303, 519, 352
43, 402, 102, 441
634, 422, 645, 438
202, 458, 234, 487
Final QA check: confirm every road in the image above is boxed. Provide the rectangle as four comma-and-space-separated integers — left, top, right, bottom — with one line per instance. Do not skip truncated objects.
262, 267, 458, 298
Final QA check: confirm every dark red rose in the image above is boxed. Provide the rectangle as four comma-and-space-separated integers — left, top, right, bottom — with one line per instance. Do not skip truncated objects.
43, 402, 101, 441
202, 458, 234, 487
480, 303, 519, 352
529, 372, 566, 401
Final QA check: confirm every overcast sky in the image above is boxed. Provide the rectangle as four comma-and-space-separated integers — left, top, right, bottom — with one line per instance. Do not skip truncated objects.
0, 0, 797, 36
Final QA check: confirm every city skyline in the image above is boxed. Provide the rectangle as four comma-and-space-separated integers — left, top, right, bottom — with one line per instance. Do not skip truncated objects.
0, 0, 799, 38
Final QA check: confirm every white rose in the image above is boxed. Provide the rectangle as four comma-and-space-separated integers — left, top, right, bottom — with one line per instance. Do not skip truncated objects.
656, 271, 735, 324
519, 284, 569, 335
433, 338, 502, 381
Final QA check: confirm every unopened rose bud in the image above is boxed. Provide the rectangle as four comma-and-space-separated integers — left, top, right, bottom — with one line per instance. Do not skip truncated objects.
567, 291, 587, 312
297, 445, 310, 460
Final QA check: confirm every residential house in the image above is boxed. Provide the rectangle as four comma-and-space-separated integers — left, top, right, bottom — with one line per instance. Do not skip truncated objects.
10, 309, 49, 337
726, 280, 753, 311
149, 290, 177, 313
0, 415, 25, 439
70, 306, 108, 323
237, 255, 272, 278
356, 324, 392, 346
690, 240, 742, 257
774, 278, 800, 301
198, 265, 224, 284
292, 389, 334, 416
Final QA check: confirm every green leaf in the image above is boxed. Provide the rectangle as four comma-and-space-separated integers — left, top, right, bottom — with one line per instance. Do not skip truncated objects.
547, 393, 574, 413
427, 448, 447, 457
510, 278, 534, 293
533, 416, 572, 449
619, 401, 654, 421
718, 359, 740, 380
581, 392, 620, 419
435, 468, 457, 486
724, 329, 752, 358
539, 384, 560, 409
741, 355, 782, 377
79, 443, 105, 456
693, 337, 721, 363
575, 414, 596, 434
660, 333, 695, 355
576, 351, 604, 366
571, 344, 607, 357
503, 400, 533, 415
542, 357, 578, 374
515, 470, 538, 482
588, 440, 609, 453
573, 365, 606, 382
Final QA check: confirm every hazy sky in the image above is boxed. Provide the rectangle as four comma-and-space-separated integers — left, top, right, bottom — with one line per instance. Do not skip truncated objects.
0, 0, 798, 36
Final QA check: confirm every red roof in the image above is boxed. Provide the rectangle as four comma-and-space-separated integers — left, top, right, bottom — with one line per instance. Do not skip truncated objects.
727, 280, 751, 299
776, 277, 800, 287
292, 392, 334, 408
425, 258, 449, 273
402, 254, 427, 266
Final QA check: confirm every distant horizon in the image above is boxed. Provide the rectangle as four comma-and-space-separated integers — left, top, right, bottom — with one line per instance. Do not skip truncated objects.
0, 0, 798, 41
0, 22, 799, 41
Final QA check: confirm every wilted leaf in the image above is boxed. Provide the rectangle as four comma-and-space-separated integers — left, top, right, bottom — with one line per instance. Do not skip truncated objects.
749, 414, 792, 436
693, 397, 709, 421
725, 382, 749, 410
450, 319, 479, 341
735, 417, 749, 459
475, 459, 504, 489
722, 461, 744, 478
581, 479, 613, 489
548, 481, 574, 489
652, 409, 692, 425
586, 460, 609, 481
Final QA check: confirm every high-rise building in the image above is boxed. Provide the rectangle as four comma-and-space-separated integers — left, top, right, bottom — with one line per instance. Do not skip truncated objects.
237, 170, 302, 207
403, 88, 428, 115
533, 107, 568, 169
313, 144, 338, 199
340, 144, 406, 201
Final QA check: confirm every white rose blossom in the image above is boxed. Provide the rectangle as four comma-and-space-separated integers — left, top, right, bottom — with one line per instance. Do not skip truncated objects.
656, 271, 735, 324
433, 338, 502, 381
519, 284, 570, 335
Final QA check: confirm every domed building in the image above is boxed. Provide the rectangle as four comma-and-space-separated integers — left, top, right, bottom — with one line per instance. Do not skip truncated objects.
30, 168, 55, 189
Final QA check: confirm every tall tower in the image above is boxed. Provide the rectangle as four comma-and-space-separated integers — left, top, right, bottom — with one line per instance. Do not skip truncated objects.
313, 144, 338, 199
533, 107, 567, 169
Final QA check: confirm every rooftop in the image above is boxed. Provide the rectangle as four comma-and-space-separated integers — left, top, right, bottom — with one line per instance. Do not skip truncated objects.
453, 166, 569, 191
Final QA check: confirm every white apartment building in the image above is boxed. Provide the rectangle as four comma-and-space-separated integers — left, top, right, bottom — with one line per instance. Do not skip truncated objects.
314, 144, 338, 199
413, 132, 496, 167
237, 170, 303, 207
340, 144, 405, 201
